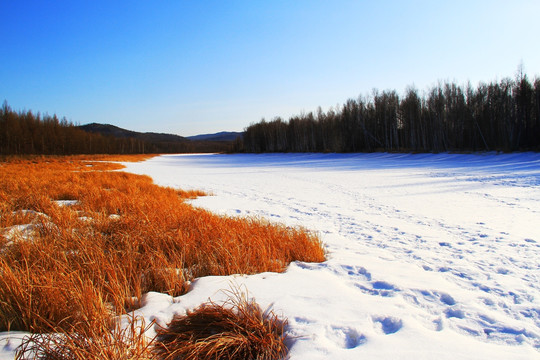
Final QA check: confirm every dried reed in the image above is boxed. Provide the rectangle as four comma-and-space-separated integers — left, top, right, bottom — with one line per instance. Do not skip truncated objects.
1, 155, 324, 358
154, 288, 287, 360
16, 314, 155, 360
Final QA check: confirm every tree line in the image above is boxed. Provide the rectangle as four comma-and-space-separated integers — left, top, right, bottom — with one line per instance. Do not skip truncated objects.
239, 73, 540, 153
0, 101, 233, 155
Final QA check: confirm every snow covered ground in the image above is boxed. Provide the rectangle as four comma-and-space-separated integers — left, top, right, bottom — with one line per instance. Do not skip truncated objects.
2, 152, 539, 359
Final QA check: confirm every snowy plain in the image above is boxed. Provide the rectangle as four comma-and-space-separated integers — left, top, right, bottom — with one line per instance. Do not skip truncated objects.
2, 152, 539, 359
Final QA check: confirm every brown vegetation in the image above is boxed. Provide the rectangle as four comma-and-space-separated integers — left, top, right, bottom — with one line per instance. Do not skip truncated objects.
154, 289, 287, 360
0, 155, 324, 358
16, 314, 155, 360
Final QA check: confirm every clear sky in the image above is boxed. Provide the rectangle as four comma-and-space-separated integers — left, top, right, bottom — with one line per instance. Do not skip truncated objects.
1, 1, 539, 136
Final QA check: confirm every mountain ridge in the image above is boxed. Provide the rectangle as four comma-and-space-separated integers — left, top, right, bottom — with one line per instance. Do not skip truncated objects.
186, 131, 243, 142
78, 123, 188, 143
78, 123, 242, 143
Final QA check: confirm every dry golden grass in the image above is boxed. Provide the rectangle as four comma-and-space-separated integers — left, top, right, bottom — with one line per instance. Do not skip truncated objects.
16, 314, 155, 360
154, 289, 287, 360
0, 155, 324, 358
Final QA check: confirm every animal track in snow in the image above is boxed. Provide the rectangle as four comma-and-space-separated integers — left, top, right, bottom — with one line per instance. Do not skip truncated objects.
445, 308, 465, 319
326, 326, 367, 349
372, 316, 403, 335
439, 293, 457, 306
340, 265, 372, 280
372, 281, 397, 292
355, 280, 399, 297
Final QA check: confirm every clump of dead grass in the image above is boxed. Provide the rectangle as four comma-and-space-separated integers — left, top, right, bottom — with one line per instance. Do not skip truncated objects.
154, 289, 287, 360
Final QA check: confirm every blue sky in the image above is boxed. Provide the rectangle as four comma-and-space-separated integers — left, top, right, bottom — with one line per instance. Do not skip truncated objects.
1, 1, 539, 136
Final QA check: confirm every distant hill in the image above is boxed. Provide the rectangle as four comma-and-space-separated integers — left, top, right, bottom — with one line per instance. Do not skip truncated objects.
77, 123, 240, 153
187, 131, 243, 142
78, 123, 187, 143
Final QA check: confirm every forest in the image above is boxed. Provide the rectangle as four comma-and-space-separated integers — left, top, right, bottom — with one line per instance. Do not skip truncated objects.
240, 74, 540, 153
3, 72, 539, 156
0, 101, 159, 155
0, 102, 232, 155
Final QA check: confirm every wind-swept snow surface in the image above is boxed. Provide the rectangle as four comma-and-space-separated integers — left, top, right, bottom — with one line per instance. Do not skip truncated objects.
122, 153, 540, 359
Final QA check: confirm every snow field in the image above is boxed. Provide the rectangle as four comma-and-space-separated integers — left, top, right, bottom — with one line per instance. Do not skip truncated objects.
122, 152, 540, 359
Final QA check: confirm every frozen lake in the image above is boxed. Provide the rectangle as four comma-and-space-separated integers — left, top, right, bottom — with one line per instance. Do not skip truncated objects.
123, 152, 540, 359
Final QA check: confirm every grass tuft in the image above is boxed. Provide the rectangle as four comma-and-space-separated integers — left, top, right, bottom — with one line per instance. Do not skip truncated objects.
154, 288, 287, 360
